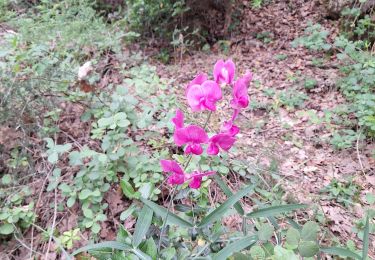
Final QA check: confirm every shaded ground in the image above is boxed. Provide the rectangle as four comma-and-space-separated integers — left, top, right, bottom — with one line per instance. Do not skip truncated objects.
157, 0, 374, 255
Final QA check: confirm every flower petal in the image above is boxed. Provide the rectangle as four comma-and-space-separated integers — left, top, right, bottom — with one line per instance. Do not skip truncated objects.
202, 80, 222, 101
168, 173, 185, 185
184, 125, 209, 144
213, 60, 225, 83
160, 160, 184, 175
221, 121, 240, 136
185, 144, 203, 155
172, 109, 184, 129
224, 59, 235, 84
186, 73, 208, 94
186, 84, 204, 111
207, 142, 219, 155
189, 176, 202, 189
210, 133, 236, 151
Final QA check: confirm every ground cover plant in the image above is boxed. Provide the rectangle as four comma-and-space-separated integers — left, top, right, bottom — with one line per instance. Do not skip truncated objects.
0, 0, 374, 259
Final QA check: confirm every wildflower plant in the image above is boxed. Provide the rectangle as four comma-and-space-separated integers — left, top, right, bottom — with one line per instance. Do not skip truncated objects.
161, 59, 251, 188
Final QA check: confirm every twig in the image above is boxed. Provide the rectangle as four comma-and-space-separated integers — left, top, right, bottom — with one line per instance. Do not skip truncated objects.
44, 187, 58, 260
356, 129, 366, 177
14, 233, 44, 257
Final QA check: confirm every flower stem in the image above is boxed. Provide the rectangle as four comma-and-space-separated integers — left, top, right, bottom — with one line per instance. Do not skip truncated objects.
157, 186, 177, 255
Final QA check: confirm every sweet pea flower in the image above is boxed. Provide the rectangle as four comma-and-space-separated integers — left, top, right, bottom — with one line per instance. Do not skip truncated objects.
172, 109, 184, 129
221, 120, 240, 137
160, 160, 215, 189
187, 171, 216, 189
174, 125, 208, 155
186, 80, 222, 112
214, 59, 235, 85
186, 73, 207, 94
160, 159, 185, 185
231, 72, 252, 109
207, 133, 236, 155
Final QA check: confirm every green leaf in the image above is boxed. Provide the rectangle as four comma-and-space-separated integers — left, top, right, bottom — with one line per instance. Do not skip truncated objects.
273, 245, 298, 260
286, 227, 300, 249
1, 174, 12, 185
79, 189, 92, 200
140, 198, 193, 228
258, 223, 274, 241
83, 208, 94, 219
213, 175, 244, 215
298, 240, 319, 257
140, 237, 157, 259
48, 152, 58, 164
320, 247, 361, 260
0, 223, 14, 235
198, 184, 255, 227
121, 179, 137, 199
300, 221, 319, 241
98, 117, 114, 128
67, 197, 76, 208
249, 245, 265, 259
120, 204, 136, 221
213, 236, 257, 260
132, 248, 152, 260
133, 206, 153, 248
247, 204, 308, 218
232, 252, 249, 260
91, 222, 101, 234
362, 215, 370, 260
72, 241, 131, 256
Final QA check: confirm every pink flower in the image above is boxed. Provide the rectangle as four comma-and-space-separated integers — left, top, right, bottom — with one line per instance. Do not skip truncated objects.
214, 59, 235, 85
207, 133, 236, 155
160, 160, 216, 189
221, 121, 240, 136
174, 125, 209, 155
172, 109, 184, 129
231, 72, 252, 109
186, 80, 222, 112
187, 171, 216, 189
186, 73, 207, 94
160, 159, 185, 185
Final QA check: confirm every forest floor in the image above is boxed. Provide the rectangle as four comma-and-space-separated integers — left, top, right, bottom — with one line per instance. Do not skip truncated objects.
157, 0, 374, 254
0, 0, 374, 258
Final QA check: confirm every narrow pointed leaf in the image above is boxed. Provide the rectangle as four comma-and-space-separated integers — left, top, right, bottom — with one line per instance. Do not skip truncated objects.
72, 241, 131, 256
320, 247, 361, 260
140, 197, 193, 228
133, 205, 153, 248
214, 175, 244, 215
362, 215, 370, 260
213, 236, 257, 260
132, 248, 152, 260
198, 184, 255, 228
247, 204, 308, 218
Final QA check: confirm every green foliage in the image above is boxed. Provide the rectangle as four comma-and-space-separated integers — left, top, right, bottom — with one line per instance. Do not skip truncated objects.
330, 129, 358, 150
292, 22, 331, 51
320, 178, 360, 207
276, 89, 308, 110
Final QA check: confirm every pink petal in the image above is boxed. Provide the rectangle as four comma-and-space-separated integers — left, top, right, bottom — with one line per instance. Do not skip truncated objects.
213, 59, 236, 84
168, 173, 185, 185
172, 109, 184, 129
207, 142, 219, 155
174, 125, 208, 147
210, 133, 236, 151
202, 80, 222, 101
221, 121, 240, 136
186, 73, 207, 94
231, 72, 252, 109
160, 160, 184, 175
185, 144, 203, 155
189, 176, 202, 189
185, 125, 209, 144
213, 60, 225, 83
224, 59, 236, 84
186, 84, 205, 111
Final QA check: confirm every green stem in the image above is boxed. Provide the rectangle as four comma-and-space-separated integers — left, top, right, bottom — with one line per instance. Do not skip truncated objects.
157, 111, 212, 255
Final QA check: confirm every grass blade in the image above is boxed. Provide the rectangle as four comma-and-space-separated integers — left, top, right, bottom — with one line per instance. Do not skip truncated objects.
320, 247, 361, 260
140, 197, 193, 228
133, 205, 153, 248
247, 204, 308, 218
72, 241, 131, 256
213, 236, 257, 260
362, 214, 370, 260
198, 184, 255, 228
214, 175, 244, 215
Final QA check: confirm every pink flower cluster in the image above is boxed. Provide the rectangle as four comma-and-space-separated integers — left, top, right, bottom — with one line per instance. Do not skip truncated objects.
160, 59, 252, 189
